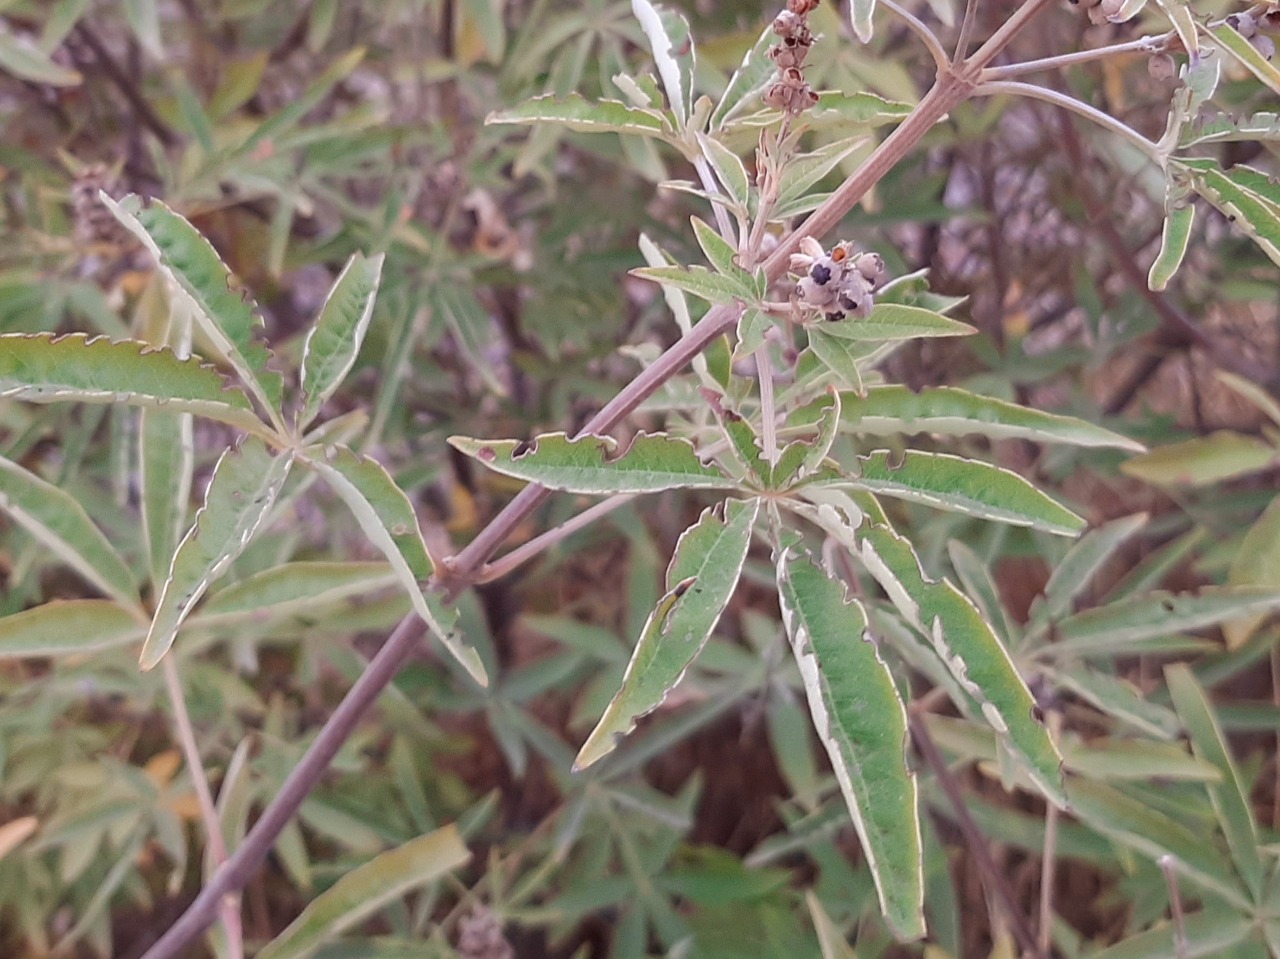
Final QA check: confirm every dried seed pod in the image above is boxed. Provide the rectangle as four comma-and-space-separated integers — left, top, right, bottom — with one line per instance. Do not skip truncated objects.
763, 82, 792, 111
787, 0, 820, 13
773, 10, 807, 39
1147, 52, 1176, 80
853, 251, 885, 284
769, 35, 811, 69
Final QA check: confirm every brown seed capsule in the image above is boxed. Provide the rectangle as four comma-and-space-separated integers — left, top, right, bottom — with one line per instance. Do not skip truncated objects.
787, 0, 820, 13
1147, 52, 1176, 80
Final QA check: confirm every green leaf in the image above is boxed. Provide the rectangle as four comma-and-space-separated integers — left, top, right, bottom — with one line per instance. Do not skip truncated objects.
0, 32, 82, 85
299, 252, 385, 429
486, 93, 670, 136
808, 91, 913, 128
631, 0, 695, 127
101, 195, 285, 416
1088, 908, 1252, 959
429, 286, 509, 399
775, 136, 869, 213
1065, 778, 1248, 908
857, 523, 1066, 806
236, 46, 365, 158
711, 26, 774, 129
1121, 431, 1276, 486
696, 134, 750, 210
837, 450, 1085, 536
1052, 666, 1180, 739
0, 602, 144, 658
448, 431, 737, 494
139, 409, 193, 587
256, 825, 470, 959
1179, 159, 1280, 268
1225, 498, 1280, 647
1056, 587, 1280, 649
632, 264, 753, 305
1152, 0, 1197, 56
773, 389, 842, 489
795, 384, 1142, 450
576, 498, 758, 769
303, 444, 486, 686
690, 216, 742, 278
1148, 202, 1194, 291
806, 329, 866, 395
0, 455, 137, 607
0, 333, 265, 433
1166, 664, 1264, 900
1025, 513, 1148, 639
195, 561, 398, 625
141, 437, 292, 669
1181, 111, 1280, 147
820, 304, 976, 341
776, 547, 924, 940
1208, 23, 1280, 95
849, 0, 877, 43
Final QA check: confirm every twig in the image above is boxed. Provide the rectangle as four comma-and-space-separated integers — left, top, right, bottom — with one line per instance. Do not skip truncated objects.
71, 25, 178, 147
982, 33, 1171, 80
137, 1, 1066, 953
881, 0, 951, 73
474, 494, 637, 584
952, 0, 980, 62
161, 658, 243, 959
1038, 710, 1062, 956
911, 713, 1050, 959
1159, 855, 1189, 959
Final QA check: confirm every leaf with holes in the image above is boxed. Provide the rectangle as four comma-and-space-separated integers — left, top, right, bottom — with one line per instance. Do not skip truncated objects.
576, 498, 758, 770
857, 523, 1065, 806
777, 546, 923, 940
1179, 159, 1280, 267
0, 333, 266, 434
141, 438, 292, 669
303, 444, 486, 685
299, 252, 384, 428
449, 431, 737, 494
486, 93, 670, 136
793, 385, 1142, 450
821, 304, 976, 341
826, 450, 1085, 536
0, 455, 137, 607
102, 195, 285, 415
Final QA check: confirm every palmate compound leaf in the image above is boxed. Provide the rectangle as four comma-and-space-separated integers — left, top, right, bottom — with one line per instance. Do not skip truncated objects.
100, 194, 285, 417
776, 545, 924, 940
448, 431, 738, 494
303, 444, 487, 686
576, 498, 759, 770
815, 450, 1086, 536
298, 252, 385, 429
140, 437, 293, 670
856, 523, 1066, 807
789, 385, 1144, 450
256, 824, 470, 959
0, 333, 266, 435
0, 455, 137, 608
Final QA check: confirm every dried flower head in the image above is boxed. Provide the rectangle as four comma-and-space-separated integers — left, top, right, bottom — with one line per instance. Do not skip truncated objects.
764, 0, 819, 116
456, 906, 514, 959
788, 239, 885, 322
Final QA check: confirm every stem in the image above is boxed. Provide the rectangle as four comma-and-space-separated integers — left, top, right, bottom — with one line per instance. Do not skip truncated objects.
881, 0, 951, 72
911, 713, 1049, 959
1159, 855, 1189, 959
474, 493, 637, 584
982, 33, 1170, 80
755, 343, 779, 464
973, 81, 1162, 162
140, 615, 426, 959
161, 657, 243, 959
953, 0, 980, 62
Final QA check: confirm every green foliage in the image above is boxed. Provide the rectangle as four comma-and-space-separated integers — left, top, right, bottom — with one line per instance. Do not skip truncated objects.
1, 0, 1278, 957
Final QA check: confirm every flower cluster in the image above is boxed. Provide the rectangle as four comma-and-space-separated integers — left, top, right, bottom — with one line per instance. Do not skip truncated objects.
788, 237, 886, 322
763, 0, 820, 116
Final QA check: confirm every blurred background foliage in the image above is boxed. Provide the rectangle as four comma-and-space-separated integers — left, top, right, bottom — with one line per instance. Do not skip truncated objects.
0, 0, 1278, 957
